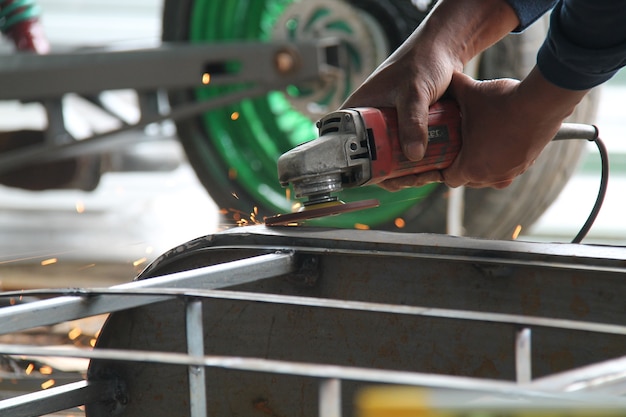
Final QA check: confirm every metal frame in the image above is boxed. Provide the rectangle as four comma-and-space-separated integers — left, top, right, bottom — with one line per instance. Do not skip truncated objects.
0, 38, 340, 173
1, 227, 626, 416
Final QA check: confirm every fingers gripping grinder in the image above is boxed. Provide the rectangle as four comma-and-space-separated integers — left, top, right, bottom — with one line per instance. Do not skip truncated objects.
265, 99, 462, 226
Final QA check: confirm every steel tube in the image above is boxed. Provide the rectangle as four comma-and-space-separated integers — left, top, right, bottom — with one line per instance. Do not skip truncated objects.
0, 381, 108, 417
16, 287, 625, 336
516, 328, 532, 384
319, 379, 342, 417
187, 299, 208, 417
0, 252, 295, 335
0, 41, 333, 101
1, 344, 624, 405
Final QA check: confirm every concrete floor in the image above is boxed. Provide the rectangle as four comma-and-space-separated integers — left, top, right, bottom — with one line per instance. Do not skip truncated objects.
1, 0, 626, 292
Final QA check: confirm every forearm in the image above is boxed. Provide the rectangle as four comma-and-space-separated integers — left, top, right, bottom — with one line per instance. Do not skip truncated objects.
403, 0, 520, 67
517, 67, 588, 126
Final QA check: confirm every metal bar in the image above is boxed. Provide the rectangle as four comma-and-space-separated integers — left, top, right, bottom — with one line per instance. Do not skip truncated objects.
0, 380, 108, 417
0, 40, 335, 100
187, 299, 208, 417
9, 286, 625, 336
0, 82, 284, 173
516, 328, 532, 384
319, 379, 342, 417
151, 243, 626, 275
2, 344, 619, 404
531, 355, 626, 393
0, 252, 295, 335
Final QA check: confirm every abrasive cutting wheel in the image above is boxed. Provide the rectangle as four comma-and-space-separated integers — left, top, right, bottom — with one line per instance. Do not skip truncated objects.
163, 0, 598, 237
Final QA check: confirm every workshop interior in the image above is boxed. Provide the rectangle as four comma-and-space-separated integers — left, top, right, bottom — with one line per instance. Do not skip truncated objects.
1, 1, 626, 416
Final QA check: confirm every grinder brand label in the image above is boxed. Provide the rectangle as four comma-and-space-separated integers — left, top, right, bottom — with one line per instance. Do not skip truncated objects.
427, 125, 449, 143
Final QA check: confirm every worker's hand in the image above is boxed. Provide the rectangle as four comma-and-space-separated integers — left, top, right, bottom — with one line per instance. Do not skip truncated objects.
341, 34, 461, 162
341, 0, 520, 162
381, 68, 588, 190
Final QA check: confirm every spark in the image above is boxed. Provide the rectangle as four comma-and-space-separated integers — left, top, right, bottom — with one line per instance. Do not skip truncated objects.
230, 111, 240, 121
41, 379, 55, 390
133, 257, 147, 267
201, 73, 211, 85
39, 366, 53, 375
218, 207, 265, 227
394, 218, 406, 229
40, 258, 58, 266
25, 363, 35, 375
75, 200, 85, 214
68, 327, 82, 341
354, 223, 370, 230
145, 246, 154, 255
512, 224, 523, 240
285, 188, 291, 201
89, 338, 97, 347
231, 192, 239, 200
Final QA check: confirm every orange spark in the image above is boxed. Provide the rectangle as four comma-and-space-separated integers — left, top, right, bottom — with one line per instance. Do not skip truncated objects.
39, 366, 53, 375
41, 379, 55, 390
40, 258, 58, 266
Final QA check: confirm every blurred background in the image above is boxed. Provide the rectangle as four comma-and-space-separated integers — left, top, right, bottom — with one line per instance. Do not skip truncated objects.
1, 0, 625, 291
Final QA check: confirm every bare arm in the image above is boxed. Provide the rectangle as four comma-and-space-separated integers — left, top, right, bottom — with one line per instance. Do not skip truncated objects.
342, 0, 520, 160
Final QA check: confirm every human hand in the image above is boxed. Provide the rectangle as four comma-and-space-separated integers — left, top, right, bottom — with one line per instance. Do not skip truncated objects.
341, 33, 462, 162
381, 68, 587, 190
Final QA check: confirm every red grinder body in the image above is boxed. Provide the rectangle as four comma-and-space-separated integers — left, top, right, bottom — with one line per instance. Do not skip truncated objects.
358, 99, 462, 185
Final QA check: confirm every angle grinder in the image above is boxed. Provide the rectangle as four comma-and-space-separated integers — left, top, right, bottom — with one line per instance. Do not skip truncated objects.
265, 99, 599, 227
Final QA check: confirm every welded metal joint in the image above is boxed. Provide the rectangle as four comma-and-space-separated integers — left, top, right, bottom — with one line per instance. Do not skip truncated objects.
92, 377, 128, 416
288, 254, 321, 287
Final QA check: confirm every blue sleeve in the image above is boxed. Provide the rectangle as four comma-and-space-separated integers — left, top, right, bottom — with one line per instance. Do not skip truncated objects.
504, 0, 556, 32
537, 0, 626, 90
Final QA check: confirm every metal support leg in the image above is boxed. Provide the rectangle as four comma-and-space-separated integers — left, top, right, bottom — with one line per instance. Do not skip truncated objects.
187, 299, 208, 417
319, 378, 341, 417
516, 328, 532, 384
446, 186, 465, 236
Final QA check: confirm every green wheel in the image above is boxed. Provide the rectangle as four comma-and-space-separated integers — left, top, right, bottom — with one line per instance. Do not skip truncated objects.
163, 0, 440, 229
163, 1, 597, 237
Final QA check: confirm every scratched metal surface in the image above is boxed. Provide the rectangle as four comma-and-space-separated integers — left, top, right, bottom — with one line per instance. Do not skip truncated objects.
87, 227, 626, 417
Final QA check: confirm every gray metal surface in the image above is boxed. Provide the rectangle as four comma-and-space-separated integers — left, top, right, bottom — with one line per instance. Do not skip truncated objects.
87, 227, 626, 416
3, 227, 626, 416
0, 41, 334, 101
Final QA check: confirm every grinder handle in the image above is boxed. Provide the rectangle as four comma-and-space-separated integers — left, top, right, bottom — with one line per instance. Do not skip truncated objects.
365, 99, 462, 184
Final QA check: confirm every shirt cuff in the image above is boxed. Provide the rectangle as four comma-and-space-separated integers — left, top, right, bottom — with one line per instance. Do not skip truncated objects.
504, 0, 556, 32
537, 4, 624, 90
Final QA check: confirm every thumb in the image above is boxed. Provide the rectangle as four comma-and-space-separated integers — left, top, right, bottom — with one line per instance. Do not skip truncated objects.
396, 97, 430, 161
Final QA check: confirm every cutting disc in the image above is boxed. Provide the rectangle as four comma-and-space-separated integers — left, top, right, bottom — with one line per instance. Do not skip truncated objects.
265, 199, 380, 226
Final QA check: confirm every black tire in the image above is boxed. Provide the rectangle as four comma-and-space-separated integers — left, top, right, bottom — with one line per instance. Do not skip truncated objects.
163, 2, 598, 238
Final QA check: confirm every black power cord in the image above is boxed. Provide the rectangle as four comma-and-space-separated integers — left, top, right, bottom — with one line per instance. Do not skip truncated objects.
553, 124, 608, 243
